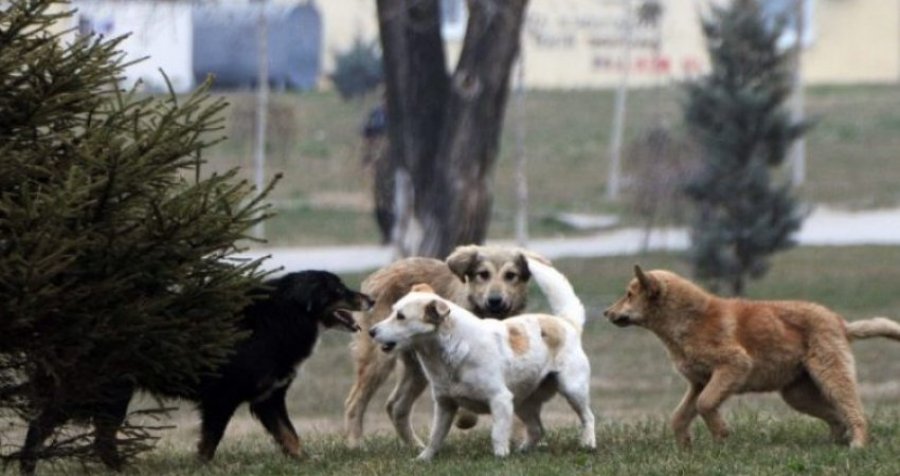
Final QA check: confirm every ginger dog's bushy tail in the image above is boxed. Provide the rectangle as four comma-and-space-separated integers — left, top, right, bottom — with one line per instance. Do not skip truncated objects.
526, 257, 585, 329
847, 317, 900, 341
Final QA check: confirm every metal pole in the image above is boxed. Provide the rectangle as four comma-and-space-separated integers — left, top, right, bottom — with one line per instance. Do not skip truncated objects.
514, 51, 529, 246
791, 0, 806, 186
607, 0, 633, 200
253, 0, 269, 239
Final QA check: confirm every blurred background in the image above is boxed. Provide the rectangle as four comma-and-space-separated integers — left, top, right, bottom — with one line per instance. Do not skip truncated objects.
57, 0, 900, 245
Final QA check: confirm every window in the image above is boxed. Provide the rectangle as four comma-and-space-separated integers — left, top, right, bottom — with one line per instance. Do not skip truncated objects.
762, 0, 815, 49
440, 0, 467, 41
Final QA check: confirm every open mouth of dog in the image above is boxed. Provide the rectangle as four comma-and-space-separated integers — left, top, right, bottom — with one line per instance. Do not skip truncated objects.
330, 309, 361, 332
380, 342, 397, 352
609, 315, 632, 327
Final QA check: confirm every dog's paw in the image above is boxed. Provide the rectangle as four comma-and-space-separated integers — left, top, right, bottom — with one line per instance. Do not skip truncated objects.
493, 447, 510, 458
415, 451, 435, 462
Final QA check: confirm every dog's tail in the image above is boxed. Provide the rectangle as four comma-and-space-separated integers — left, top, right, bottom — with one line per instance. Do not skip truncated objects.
526, 257, 585, 330
846, 317, 900, 342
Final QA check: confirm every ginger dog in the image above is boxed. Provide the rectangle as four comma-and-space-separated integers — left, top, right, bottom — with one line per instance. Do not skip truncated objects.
604, 265, 900, 449
369, 257, 595, 460
344, 245, 534, 448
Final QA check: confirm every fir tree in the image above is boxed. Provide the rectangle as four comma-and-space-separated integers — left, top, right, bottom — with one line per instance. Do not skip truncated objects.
683, 0, 809, 295
0, 0, 276, 466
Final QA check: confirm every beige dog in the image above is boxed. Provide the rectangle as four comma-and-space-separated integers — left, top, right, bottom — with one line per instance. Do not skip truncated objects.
369, 257, 595, 459
604, 265, 900, 449
344, 245, 534, 448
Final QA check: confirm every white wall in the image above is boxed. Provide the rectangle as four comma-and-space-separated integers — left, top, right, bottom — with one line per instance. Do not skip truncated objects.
75, 1, 194, 92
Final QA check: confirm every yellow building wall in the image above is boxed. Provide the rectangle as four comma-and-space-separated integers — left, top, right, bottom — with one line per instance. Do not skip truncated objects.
804, 0, 899, 84
320, 0, 900, 89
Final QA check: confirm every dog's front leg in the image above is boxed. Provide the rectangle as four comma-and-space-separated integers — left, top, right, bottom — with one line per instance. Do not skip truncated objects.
416, 397, 457, 461
489, 391, 515, 457
696, 363, 750, 442
387, 351, 428, 448
671, 382, 702, 449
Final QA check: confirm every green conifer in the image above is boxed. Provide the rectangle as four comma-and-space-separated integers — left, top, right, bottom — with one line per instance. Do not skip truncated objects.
0, 0, 275, 465
683, 0, 809, 295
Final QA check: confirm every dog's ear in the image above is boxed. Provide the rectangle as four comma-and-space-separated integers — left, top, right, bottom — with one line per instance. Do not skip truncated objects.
519, 249, 551, 266
446, 245, 480, 280
424, 299, 451, 325
515, 253, 532, 282
411, 283, 435, 294
634, 265, 661, 298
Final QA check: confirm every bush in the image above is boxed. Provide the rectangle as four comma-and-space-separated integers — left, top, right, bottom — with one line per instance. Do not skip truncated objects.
330, 38, 383, 100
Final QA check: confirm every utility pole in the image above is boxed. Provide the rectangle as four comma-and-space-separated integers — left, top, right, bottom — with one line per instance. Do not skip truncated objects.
607, 0, 633, 200
790, 0, 806, 186
253, 0, 269, 239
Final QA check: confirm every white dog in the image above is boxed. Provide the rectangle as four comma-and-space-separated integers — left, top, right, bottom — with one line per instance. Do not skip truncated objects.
369, 257, 595, 460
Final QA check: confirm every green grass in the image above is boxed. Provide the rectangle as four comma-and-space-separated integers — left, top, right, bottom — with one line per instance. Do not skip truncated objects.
13, 246, 900, 475
201, 84, 900, 246
26, 416, 900, 475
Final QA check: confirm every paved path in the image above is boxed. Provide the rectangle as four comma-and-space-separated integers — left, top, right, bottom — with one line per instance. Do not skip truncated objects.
239, 207, 900, 274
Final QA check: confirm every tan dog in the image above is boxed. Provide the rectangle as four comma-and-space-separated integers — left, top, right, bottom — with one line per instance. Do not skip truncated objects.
344, 245, 534, 448
604, 266, 900, 449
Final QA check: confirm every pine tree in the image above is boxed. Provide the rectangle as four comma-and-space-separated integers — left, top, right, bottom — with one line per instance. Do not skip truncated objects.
683, 0, 809, 295
0, 0, 276, 466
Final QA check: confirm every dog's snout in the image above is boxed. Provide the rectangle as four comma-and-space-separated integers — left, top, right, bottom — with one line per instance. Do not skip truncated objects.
487, 295, 504, 309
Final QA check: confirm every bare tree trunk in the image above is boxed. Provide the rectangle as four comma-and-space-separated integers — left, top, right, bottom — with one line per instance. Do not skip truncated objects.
377, 0, 528, 258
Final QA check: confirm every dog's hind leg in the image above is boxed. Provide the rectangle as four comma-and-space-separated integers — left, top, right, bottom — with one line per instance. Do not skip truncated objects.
93, 385, 133, 471
344, 341, 397, 448
780, 374, 848, 443
556, 370, 596, 450
197, 399, 241, 461
250, 386, 304, 458
516, 375, 557, 451
804, 339, 868, 448
385, 351, 427, 448
19, 409, 65, 475
514, 400, 545, 452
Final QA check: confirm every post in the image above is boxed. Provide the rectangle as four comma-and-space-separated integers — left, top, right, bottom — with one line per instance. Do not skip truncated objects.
790, 0, 806, 186
514, 52, 529, 246
253, 0, 270, 239
607, 0, 633, 200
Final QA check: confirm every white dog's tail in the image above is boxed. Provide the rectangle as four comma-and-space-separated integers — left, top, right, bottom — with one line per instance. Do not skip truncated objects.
526, 257, 586, 330
846, 317, 900, 342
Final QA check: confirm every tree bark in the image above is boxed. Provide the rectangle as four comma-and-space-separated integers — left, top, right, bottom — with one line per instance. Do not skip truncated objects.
376, 0, 528, 258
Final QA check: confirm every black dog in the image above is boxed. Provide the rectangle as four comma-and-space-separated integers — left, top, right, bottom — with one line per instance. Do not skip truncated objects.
20, 271, 372, 473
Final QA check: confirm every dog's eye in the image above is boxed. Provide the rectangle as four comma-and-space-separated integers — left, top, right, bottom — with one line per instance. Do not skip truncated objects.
477, 271, 490, 281
626, 291, 633, 299
504, 271, 518, 281
396, 312, 405, 321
